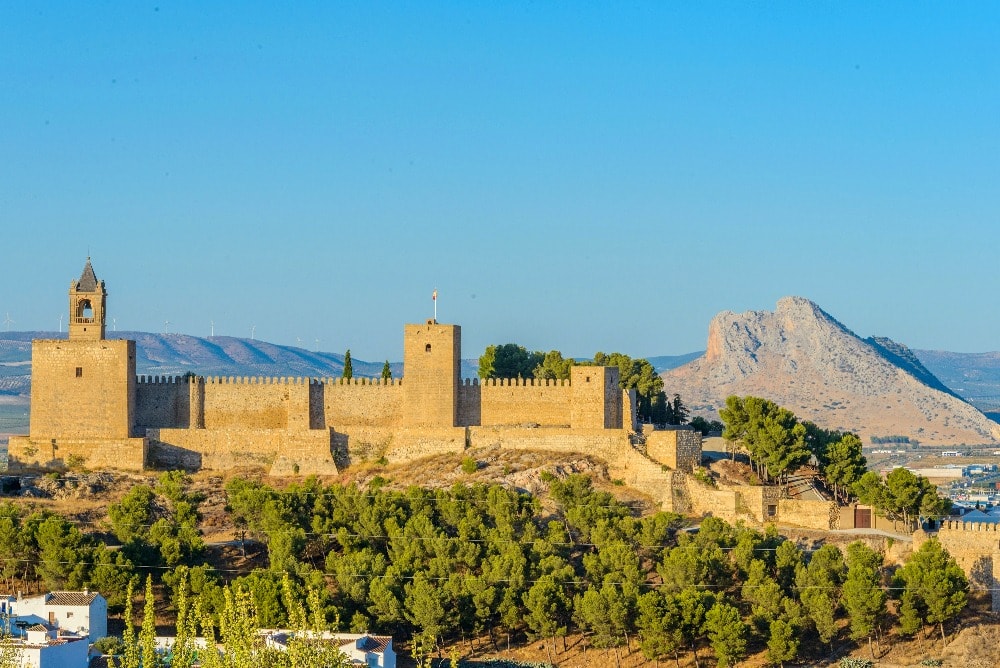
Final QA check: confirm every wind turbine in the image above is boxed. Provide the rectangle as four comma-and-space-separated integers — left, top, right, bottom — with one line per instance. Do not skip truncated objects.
58, 314, 63, 333
3, 313, 13, 332
314, 337, 321, 351
164, 320, 170, 334
210, 320, 214, 338
250, 325, 256, 341
111, 317, 117, 332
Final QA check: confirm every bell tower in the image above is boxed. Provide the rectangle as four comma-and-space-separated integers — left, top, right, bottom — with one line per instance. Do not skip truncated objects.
68, 258, 106, 340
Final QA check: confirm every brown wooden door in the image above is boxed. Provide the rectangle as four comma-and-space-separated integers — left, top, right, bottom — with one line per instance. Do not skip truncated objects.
854, 507, 872, 529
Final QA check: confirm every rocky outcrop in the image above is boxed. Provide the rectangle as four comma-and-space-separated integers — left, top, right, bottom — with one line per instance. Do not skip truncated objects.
665, 297, 1000, 446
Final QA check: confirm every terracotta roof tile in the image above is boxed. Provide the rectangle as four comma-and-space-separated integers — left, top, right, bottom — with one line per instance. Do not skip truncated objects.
46, 591, 99, 606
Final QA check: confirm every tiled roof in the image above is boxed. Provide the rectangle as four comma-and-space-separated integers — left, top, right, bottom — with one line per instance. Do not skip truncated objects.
46, 591, 99, 606
77, 259, 99, 292
340, 634, 391, 653
27, 624, 48, 632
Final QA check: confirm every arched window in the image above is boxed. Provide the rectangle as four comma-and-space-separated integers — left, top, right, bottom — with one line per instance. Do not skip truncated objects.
425, 343, 432, 353
77, 299, 94, 322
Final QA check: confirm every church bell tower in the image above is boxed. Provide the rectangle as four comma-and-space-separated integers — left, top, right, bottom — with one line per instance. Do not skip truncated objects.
68, 258, 106, 340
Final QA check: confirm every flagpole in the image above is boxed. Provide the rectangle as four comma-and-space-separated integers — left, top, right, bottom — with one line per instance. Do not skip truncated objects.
433, 289, 438, 322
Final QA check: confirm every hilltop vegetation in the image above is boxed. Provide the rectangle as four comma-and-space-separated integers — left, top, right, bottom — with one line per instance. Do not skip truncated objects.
0, 464, 976, 667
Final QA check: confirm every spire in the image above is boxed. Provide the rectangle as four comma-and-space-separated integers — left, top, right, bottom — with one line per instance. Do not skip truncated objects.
77, 258, 99, 292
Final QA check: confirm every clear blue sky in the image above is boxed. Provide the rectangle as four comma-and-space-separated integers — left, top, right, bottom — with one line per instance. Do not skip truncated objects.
2, 3, 998, 362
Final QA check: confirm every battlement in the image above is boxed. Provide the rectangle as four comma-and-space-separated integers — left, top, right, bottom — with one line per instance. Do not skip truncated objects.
136, 374, 403, 387
471, 377, 570, 387
939, 520, 1000, 532
323, 377, 401, 386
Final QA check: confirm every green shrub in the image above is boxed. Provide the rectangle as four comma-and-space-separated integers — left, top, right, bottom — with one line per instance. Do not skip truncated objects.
839, 659, 874, 668
461, 457, 478, 474
93, 636, 124, 656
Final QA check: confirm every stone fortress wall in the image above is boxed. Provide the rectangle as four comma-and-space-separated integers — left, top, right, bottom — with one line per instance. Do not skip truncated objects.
10, 260, 670, 481
915, 521, 1000, 612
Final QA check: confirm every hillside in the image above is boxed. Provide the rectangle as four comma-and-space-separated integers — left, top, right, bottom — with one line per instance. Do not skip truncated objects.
662, 296, 1000, 446
0, 331, 402, 399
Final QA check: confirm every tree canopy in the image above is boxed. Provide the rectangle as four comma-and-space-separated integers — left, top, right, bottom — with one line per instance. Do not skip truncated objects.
478, 344, 545, 379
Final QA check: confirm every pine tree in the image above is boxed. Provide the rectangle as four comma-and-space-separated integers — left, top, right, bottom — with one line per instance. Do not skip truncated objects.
381, 360, 392, 381
342, 350, 353, 380
896, 538, 968, 644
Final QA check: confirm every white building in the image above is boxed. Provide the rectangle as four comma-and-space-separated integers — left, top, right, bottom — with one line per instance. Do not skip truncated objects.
12, 625, 90, 668
262, 631, 395, 668
10, 591, 107, 642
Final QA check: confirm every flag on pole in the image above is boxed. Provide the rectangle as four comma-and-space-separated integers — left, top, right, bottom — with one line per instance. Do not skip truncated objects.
432, 290, 437, 301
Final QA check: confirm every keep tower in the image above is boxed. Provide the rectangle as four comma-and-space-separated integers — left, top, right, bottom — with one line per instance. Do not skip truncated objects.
69, 258, 106, 340
5, 259, 145, 471
402, 320, 461, 427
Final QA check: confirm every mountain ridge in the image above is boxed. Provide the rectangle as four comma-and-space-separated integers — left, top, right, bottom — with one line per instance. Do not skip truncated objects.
662, 297, 1000, 446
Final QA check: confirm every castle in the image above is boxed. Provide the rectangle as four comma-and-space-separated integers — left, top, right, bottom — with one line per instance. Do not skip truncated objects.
9, 260, 707, 476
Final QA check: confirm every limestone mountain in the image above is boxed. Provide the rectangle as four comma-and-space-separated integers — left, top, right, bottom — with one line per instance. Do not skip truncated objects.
663, 296, 1000, 446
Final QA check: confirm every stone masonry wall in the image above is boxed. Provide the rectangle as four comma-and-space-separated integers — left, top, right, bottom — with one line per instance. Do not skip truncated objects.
146, 427, 337, 475
200, 377, 311, 430
8, 435, 146, 471
646, 429, 702, 471
777, 498, 838, 530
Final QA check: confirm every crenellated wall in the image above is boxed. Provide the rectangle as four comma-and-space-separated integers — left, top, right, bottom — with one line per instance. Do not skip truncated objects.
321, 378, 403, 428
135, 375, 193, 428
200, 376, 311, 429
476, 377, 573, 427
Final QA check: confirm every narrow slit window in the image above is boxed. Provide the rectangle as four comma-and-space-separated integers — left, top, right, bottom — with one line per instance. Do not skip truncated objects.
75, 367, 83, 377
425, 344, 432, 353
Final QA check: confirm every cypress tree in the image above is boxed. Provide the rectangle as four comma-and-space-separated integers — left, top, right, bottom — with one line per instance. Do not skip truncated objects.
343, 349, 353, 380
382, 360, 392, 381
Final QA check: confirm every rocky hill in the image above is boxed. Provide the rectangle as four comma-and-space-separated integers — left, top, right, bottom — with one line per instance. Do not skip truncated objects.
662, 297, 1000, 446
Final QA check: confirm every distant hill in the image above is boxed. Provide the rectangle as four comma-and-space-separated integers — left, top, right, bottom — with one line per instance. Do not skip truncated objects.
0, 331, 402, 398
647, 352, 704, 374
662, 297, 1000, 446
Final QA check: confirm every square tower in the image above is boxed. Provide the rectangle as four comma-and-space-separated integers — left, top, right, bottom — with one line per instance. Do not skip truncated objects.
29, 259, 136, 440
571, 365, 622, 429
402, 321, 461, 427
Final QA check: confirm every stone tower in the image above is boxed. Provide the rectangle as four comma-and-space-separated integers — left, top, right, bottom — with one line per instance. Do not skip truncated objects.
24, 259, 137, 443
571, 365, 622, 429
68, 258, 106, 341
402, 320, 461, 427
